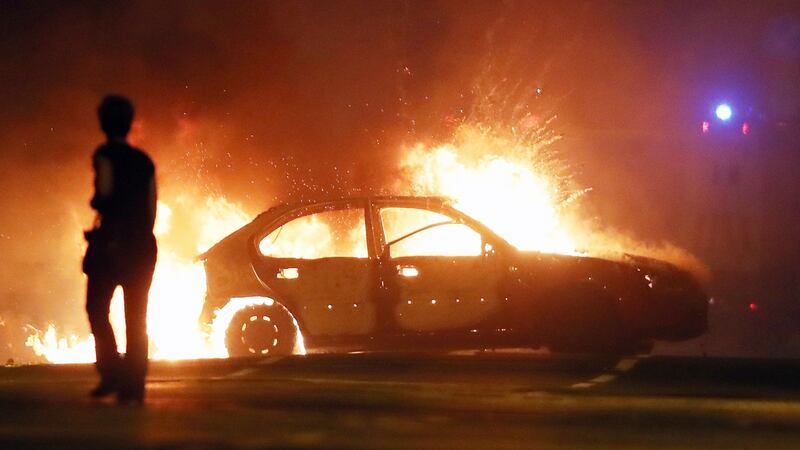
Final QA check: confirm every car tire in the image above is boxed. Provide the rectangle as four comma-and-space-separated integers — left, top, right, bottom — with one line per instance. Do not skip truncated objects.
225, 303, 297, 357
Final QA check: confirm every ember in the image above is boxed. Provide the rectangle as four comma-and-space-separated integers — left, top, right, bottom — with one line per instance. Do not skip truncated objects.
400, 124, 580, 255
27, 123, 588, 364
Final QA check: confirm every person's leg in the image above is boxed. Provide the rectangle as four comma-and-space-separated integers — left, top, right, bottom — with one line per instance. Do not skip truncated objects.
85, 273, 120, 396
119, 254, 155, 402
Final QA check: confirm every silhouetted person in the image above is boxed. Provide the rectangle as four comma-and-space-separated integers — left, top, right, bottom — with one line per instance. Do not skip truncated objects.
83, 95, 157, 404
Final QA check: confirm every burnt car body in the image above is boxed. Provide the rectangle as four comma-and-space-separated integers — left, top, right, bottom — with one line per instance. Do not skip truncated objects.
200, 196, 708, 356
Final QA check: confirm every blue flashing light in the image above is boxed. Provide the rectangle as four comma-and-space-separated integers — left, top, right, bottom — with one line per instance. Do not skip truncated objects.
715, 103, 733, 121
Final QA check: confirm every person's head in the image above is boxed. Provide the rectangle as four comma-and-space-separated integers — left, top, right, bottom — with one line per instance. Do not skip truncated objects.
98, 95, 134, 140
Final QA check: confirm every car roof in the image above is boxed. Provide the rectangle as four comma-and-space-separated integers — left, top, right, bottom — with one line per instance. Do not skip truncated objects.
268, 195, 451, 207
199, 195, 510, 259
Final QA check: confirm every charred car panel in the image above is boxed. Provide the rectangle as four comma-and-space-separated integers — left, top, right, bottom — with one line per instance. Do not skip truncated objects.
200, 196, 708, 356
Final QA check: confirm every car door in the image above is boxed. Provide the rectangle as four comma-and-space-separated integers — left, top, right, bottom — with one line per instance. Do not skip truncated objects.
376, 205, 503, 335
250, 202, 379, 339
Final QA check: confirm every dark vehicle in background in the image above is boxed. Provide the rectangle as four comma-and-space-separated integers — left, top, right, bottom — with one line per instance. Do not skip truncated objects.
199, 196, 708, 357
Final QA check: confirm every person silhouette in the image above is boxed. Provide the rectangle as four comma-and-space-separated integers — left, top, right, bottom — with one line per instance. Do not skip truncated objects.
83, 95, 157, 404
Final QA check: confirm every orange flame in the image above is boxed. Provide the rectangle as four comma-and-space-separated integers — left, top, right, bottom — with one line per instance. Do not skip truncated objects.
401, 124, 579, 255
26, 197, 263, 363
27, 123, 584, 364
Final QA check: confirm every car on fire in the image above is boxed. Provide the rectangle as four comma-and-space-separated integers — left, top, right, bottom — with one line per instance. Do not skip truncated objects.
199, 196, 708, 357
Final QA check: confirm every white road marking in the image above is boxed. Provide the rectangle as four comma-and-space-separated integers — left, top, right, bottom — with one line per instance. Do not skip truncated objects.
520, 391, 548, 398
615, 358, 638, 372
225, 354, 642, 392
227, 368, 260, 378
590, 374, 617, 384
570, 355, 644, 390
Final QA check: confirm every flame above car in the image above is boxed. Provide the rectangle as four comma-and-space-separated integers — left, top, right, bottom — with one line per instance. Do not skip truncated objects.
25, 123, 702, 363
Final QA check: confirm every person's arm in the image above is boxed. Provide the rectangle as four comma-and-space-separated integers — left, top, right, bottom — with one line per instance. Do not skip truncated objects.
90, 154, 113, 211
147, 175, 157, 230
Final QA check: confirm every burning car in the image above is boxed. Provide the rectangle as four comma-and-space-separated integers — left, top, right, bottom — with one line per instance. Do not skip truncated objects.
199, 196, 707, 357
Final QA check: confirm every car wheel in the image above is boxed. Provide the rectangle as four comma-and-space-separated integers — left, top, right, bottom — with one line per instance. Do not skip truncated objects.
225, 303, 297, 357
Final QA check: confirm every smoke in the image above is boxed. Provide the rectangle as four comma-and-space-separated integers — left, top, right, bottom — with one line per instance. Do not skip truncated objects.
0, 1, 671, 361
576, 227, 712, 283
3, 1, 796, 361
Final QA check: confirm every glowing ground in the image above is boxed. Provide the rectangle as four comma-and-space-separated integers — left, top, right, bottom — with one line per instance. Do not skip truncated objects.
1, 354, 800, 449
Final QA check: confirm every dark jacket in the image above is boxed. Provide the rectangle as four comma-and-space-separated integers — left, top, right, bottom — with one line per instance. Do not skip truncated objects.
90, 142, 156, 240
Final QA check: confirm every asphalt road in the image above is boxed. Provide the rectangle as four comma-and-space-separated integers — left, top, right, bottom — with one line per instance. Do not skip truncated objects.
1, 352, 800, 449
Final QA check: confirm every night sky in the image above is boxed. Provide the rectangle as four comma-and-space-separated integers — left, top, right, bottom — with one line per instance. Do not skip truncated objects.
1, 1, 798, 361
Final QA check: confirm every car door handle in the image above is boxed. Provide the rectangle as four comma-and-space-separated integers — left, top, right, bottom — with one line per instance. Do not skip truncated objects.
397, 265, 419, 277
277, 267, 299, 279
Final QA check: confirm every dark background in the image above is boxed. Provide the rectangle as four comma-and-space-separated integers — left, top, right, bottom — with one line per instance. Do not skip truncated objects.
1, 0, 798, 361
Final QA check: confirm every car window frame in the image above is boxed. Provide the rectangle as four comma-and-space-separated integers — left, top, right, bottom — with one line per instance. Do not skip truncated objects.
253, 199, 374, 260
371, 200, 504, 259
